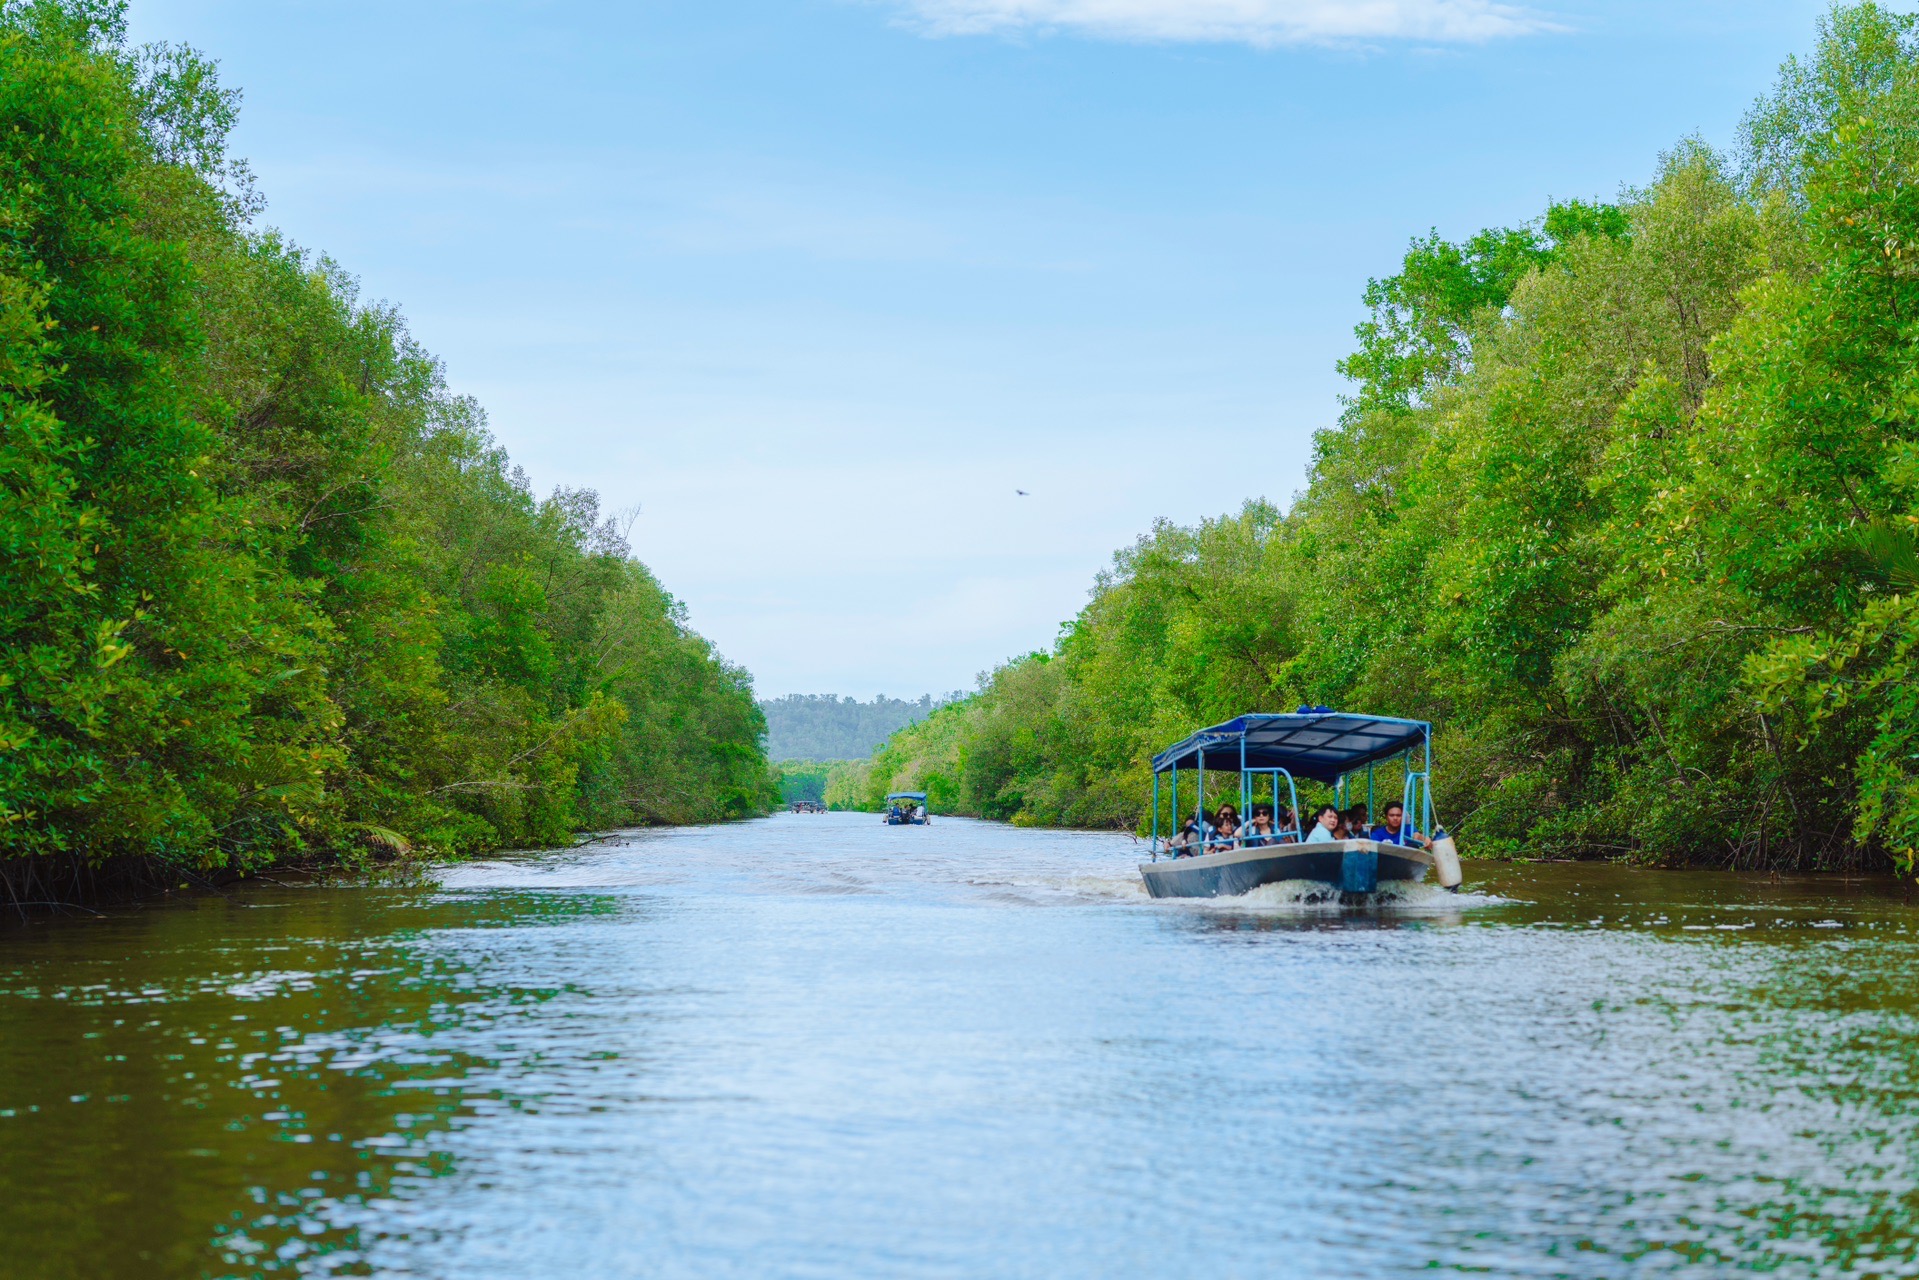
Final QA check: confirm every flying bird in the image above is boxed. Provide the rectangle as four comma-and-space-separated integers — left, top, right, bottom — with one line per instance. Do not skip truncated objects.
1016, 489, 1029, 496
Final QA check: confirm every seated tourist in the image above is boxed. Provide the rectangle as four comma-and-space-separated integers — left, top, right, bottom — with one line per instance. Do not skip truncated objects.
1340, 805, 1370, 839
1304, 804, 1342, 843
1213, 804, 1241, 849
1241, 804, 1277, 847
1370, 801, 1432, 849
1180, 808, 1217, 853
1170, 820, 1208, 857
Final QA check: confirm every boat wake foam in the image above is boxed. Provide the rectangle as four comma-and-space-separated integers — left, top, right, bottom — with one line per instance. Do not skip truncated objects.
964, 873, 1152, 904
1214, 879, 1505, 912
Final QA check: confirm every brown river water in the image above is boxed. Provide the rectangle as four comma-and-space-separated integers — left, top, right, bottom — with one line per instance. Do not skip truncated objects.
4, 812, 1919, 1278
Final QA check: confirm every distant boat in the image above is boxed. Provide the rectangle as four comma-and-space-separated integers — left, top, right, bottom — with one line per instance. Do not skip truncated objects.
883, 792, 930, 826
1139, 709, 1462, 899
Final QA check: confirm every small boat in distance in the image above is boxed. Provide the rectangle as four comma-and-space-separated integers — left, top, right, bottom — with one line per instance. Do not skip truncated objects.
1140, 709, 1462, 900
883, 792, 930, 826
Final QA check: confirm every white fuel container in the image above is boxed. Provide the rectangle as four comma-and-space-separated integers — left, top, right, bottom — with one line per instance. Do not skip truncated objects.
1431, 830, 1463, 890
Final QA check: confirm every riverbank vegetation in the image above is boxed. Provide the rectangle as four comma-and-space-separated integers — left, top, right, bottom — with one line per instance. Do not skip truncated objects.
0, 1, 773, 907
853, 4, 1919, 875
774, 760, 833, 806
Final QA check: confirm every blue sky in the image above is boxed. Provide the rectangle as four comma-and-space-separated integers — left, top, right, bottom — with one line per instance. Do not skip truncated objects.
130, 0, 1832, 698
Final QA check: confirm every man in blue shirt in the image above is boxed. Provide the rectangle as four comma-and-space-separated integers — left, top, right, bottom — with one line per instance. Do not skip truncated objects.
1371, 802, 1432, 849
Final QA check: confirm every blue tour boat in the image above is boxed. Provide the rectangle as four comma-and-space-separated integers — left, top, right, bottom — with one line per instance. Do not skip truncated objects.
1139, 708, 1462, 899
883, 792, 930, 826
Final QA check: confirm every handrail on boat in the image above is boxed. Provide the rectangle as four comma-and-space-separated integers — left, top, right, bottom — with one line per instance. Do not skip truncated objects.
1150, 761, 1303, 860
1402, 769, 1432, 843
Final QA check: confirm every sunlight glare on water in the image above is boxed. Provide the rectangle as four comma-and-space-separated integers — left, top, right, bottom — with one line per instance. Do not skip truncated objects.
5, 812, 1919, 1278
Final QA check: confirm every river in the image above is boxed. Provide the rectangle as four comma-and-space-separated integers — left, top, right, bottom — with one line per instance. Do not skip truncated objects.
4, 812, 1918, 1278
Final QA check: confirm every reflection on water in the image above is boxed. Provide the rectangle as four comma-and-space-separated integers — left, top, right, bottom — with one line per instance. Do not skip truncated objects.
4, 814, 1919, 1277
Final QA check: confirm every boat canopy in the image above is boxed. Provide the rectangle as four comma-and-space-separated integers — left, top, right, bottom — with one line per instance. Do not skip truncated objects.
1150, 711, 1429, 785
885, 792, 927, 802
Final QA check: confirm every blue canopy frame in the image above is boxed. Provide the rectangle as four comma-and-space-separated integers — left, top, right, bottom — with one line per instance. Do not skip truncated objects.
885, 792, 927, 802
1148, 710, 1435, 859
1151, 712, 1430, 782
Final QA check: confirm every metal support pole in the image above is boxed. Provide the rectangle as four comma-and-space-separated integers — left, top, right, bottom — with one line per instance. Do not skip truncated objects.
1262, 766, 1301, 841
1425, 733, 1435, 835
1240, 737, 1249, 824
1197, 749, 1205, 847
1151, 770, 1160, 859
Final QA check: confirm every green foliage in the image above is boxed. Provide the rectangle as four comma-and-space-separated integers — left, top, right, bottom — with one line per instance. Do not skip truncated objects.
825, 697, 975, 815
1336, 197, 1629, 420
0, 2, 772, 879
774, 760, 832, 805
860, 3, 1919, 875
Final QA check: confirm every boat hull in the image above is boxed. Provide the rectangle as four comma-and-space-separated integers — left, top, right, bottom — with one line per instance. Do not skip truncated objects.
1138, 839, 1431, 900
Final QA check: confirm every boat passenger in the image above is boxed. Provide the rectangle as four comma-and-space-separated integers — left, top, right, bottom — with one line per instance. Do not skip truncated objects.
1169, 821, 1205, 857
913, 804, 928, 823
1241, 804, 1277, 848
1185, 808, 1217, 852
1213, 804, 1241, 850
1304, 804, 1342, 843
1341, 804, 1369, 839
1370, 802, 1432, 849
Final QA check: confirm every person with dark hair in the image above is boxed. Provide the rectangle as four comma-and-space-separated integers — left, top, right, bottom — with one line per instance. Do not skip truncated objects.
1371, 801, 1432, 849
1304, 804, 1342, 844
1342, 803, 1370, 839
1213, 803, 1241, 849
1242, 803, 1277, 848
1169, 807, 1216, 857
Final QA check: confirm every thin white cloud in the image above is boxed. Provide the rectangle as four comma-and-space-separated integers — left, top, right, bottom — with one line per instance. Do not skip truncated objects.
889, 0, 1554, 45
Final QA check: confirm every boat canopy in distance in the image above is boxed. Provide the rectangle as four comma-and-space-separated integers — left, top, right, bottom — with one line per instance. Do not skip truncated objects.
885, 792, 928, 802
1150, 711, 1430, 785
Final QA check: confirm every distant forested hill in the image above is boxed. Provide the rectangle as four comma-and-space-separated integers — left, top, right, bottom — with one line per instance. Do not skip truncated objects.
761, 695, 945, 761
